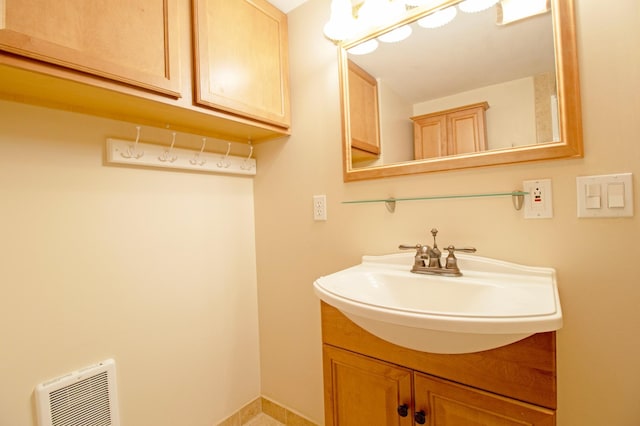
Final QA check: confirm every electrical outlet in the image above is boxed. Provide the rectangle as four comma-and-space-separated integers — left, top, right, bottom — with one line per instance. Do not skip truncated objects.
523, 179, 553, 219
313, 195, 327, 221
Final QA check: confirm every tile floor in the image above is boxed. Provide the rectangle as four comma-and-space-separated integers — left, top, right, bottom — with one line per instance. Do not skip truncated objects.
243, 413, 285, 426
217, 397, 316, 426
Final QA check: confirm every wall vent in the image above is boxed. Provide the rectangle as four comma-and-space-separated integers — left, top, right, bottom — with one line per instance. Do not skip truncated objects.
35, 359, 120, 426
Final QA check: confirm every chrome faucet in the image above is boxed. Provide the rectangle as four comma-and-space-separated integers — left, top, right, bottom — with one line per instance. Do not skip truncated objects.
399, 228, 476, 277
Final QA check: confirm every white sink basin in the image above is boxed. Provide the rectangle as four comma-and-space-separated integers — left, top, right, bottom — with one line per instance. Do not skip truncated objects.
313, 252, 562, 354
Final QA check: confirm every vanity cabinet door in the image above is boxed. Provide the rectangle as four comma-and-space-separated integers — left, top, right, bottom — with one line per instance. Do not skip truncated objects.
0, 0, 181, 97
323, 345, 413, 426
414, 373, 555, 426
193, 0, 291, 129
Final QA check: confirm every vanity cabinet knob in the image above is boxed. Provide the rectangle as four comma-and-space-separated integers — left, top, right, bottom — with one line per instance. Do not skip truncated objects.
414, 410, 427, 424
397, 404, 409, 417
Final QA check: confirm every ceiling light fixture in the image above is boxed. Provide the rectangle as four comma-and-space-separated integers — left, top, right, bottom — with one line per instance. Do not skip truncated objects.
417, 6, 457, 29
347, 38, 380, 55
323, 0, 356, 41
404, 0, 440, 6
357, 0, 393, 30
458, 0, 499, 13
496, 0, 550, 25
378, 25, 413, 42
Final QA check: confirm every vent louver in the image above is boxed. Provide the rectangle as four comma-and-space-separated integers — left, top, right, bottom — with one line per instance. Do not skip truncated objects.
35, 359, 120, 426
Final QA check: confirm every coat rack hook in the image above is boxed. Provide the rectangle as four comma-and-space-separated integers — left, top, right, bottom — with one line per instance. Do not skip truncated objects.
190, 137, 207, 166
241, 140, 254, 171
121, 126, 144, 159
217, 142, 232, 168
159, 132, 178, 163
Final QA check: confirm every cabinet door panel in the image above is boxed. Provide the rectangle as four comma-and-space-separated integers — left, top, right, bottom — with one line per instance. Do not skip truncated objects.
413, 115, 447, 159
0, 0, 180, 96
415, 373, 555, 426
193, 0, 290, 128
324, 345, 413, 426
447, 107, 487, 155
348, 59, 380, 158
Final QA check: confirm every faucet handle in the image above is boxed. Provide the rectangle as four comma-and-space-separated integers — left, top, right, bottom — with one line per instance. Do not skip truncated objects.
444, 245, 476, 272
446, 245, 477, 254
399, 244, 429, 257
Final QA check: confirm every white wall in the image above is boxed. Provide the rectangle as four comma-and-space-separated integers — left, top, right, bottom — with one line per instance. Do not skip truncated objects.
0, 101, 261, 426
254, 0, 640, 425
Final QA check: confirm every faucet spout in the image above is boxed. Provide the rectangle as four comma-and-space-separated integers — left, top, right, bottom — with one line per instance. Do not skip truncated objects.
399, 228, 476, 277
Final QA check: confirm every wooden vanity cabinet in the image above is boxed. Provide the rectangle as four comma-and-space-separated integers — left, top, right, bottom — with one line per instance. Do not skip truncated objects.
0, 0, 181, 97
193, 0, 291, 128
321, 302, 557, 426
411, 102, 489, 159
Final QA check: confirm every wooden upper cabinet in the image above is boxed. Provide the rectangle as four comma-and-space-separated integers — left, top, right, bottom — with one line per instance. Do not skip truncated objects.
0, 0, 181, 97
347, 59, 380, 161
193, 0, 291, 129
412, 102, 489, 160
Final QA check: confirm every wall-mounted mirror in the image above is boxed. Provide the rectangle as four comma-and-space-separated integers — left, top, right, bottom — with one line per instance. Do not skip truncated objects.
339, 0, 582, 181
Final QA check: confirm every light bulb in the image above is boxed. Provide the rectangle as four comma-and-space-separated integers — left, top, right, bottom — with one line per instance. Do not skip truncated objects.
357, 0, 392, 30
323, 0, 356, 41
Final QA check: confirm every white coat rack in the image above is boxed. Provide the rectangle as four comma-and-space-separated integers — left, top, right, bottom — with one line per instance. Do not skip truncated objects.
105, 127, 256, 176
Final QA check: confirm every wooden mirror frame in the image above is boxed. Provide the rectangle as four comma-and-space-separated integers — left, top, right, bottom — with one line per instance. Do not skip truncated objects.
339, 0, 582, 182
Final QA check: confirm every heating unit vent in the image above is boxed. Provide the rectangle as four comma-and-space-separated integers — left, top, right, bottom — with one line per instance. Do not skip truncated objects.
35, 359, 120, 426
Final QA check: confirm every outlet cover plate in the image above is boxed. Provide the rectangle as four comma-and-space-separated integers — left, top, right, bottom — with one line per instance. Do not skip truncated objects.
523, 179, 553, 219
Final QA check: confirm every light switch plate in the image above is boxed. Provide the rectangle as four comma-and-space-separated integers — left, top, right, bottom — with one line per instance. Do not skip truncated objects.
577, 173, 633, 218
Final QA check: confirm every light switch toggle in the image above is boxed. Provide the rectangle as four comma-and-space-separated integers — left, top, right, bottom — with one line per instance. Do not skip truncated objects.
585, 183, 601, 209
608, 183, 625, 208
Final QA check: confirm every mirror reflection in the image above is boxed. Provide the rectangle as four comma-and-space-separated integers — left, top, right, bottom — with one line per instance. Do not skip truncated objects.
338, 0, 582, 181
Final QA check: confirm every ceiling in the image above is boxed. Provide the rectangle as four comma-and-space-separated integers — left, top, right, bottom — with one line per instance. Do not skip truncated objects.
270, 0, 308, 13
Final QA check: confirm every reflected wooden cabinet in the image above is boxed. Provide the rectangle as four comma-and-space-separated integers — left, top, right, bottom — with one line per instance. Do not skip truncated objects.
193, 0, 291, 128
321, 303, 557, 426
411, 102, 489, 159
347, 59, 380, 162
0, 0, 180, 97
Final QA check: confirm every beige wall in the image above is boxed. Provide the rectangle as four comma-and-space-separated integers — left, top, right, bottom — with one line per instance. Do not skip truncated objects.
0, 101, 261, 426
255, 0, 640, 425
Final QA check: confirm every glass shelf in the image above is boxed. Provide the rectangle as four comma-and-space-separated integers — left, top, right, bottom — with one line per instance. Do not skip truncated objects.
343, 191, 528, 212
